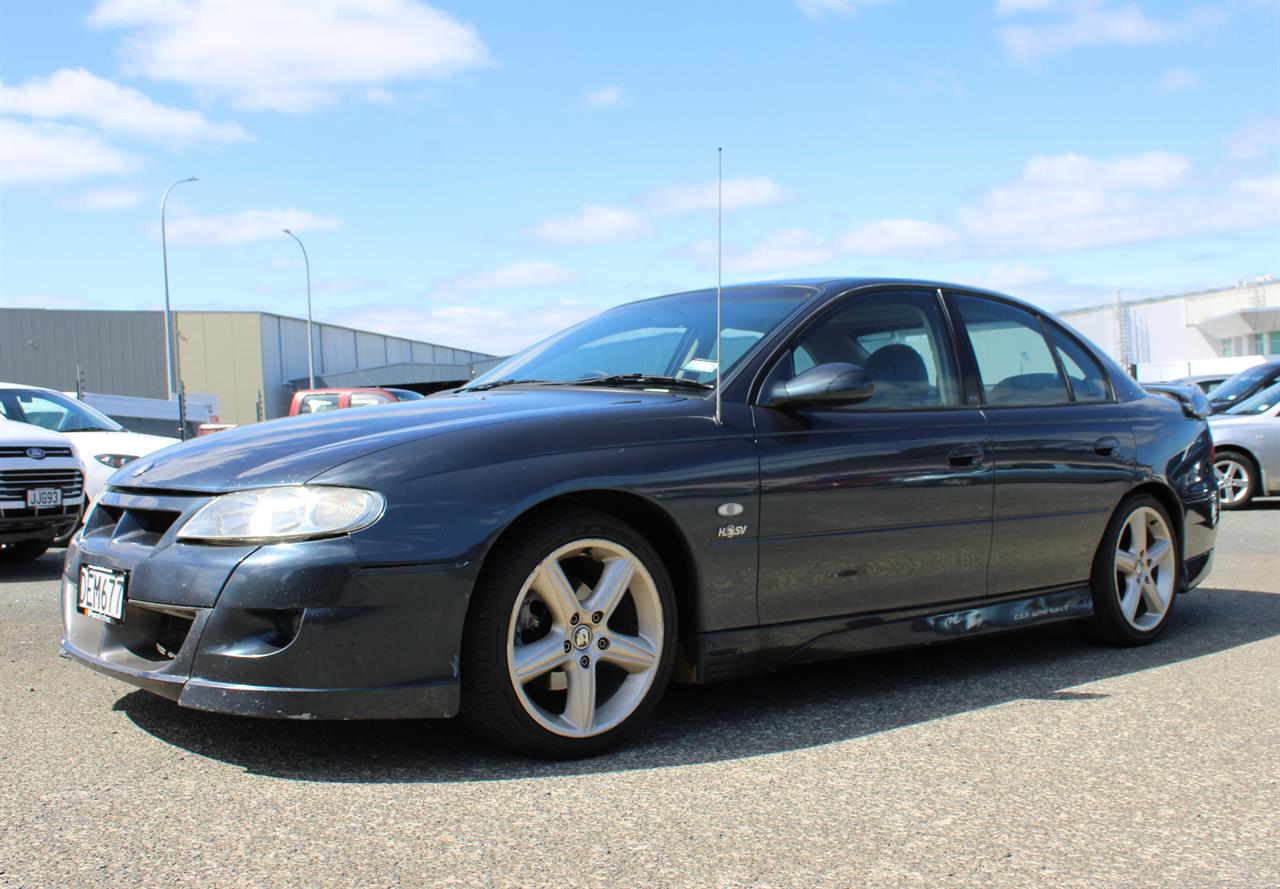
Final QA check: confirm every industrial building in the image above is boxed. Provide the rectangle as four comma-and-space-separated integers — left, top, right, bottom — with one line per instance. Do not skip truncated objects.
0, 308, 496, 425
1060, 277, 1280, 381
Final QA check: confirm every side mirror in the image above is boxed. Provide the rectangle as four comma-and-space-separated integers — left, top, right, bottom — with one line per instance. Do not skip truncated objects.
763, 362, 875, 409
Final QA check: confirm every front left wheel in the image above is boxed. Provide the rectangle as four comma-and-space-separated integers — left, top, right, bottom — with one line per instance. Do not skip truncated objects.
461, 509, 677, 759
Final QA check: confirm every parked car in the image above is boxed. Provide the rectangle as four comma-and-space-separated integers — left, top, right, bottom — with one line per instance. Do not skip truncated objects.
1160, 373, 1229, 395
0, 417, 85, 562
288, 386, 424, 416
1205, 359, 1280, 413
62, 279, 1218, 758
0, 383, 179, 500
1210, 381, 1280, 509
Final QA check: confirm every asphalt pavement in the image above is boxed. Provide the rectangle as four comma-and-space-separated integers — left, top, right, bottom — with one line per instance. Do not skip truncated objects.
2, 505, 1277, 887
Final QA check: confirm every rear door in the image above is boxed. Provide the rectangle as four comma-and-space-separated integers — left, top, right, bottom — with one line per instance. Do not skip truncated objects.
946, 291, 1136, 594
753, 287, 993, 624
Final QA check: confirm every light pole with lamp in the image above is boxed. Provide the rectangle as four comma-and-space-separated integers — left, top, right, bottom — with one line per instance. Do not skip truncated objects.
282, 228, 315, 389
161, 176, 197, 438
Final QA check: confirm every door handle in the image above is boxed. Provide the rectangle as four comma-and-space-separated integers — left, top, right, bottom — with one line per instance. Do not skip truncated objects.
1093, 436, 1121, 457
948, 444, 985, 468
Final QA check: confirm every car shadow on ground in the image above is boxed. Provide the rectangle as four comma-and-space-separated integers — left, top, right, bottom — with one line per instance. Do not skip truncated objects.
1, 550, 66, 582
114, 585, 1280, 783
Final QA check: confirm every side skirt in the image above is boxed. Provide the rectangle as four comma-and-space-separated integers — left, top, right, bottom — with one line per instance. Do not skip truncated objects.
685, 585, 1094, 683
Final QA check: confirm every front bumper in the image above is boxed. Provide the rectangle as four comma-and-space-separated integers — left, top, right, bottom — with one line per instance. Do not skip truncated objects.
61, 489, 477, 719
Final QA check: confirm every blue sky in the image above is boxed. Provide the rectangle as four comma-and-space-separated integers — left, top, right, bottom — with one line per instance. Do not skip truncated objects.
1, 0, 1277, 354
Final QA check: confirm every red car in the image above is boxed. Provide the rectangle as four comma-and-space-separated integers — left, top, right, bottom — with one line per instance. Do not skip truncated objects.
288, 387, 424, 416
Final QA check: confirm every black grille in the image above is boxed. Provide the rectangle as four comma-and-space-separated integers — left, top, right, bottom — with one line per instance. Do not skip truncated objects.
0, 469, 84, 501
0, 446, 75, 459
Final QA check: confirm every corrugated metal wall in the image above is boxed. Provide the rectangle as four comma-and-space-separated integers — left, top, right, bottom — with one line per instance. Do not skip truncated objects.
0, 309, 168, 398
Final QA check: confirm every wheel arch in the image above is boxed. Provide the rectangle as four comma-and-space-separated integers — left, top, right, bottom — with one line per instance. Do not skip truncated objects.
474, 488, 699, 642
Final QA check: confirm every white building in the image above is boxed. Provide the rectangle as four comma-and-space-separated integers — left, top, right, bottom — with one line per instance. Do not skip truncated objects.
1059, 277, 1280, 381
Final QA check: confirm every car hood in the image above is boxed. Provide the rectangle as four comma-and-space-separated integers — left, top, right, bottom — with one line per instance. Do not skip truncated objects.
0, 417, 75, 449
66, 429, 180, 458
111, 387, 691, 493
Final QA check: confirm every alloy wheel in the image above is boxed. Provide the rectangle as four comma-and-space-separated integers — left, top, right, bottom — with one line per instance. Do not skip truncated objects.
1214, 458, 1251, 507
1113, 506, 1176, 631
505, 538, 663, 738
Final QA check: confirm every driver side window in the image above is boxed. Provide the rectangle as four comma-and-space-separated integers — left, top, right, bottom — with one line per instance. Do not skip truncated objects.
787, 290, 962, 408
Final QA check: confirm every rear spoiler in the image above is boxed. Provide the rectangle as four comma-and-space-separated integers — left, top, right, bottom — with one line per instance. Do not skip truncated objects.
1144, 383, 1211, 419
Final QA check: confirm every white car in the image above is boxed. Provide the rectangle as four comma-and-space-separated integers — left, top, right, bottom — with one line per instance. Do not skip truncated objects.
0, 417, 85, 561
1210, 381, 1280, 509
0, 383, 179, 499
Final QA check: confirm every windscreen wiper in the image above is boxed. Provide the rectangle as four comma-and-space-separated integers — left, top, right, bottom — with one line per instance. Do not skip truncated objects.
572, 373, 714, 391
462, 378, 561, 392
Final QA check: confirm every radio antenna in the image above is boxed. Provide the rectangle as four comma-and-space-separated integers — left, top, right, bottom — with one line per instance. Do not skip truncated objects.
715, 146, 723, 426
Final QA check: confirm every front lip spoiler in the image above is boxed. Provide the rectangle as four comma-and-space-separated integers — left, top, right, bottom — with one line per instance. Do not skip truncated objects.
61, 638, 460, 720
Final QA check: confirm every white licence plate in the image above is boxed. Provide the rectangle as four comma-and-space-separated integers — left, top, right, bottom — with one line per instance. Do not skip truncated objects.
78, 565, 128, 624
26, 488, 62, 508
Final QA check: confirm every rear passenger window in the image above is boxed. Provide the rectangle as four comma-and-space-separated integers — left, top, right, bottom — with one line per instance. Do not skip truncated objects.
953, 295, 1070, 405
1045, 324, 1110, 402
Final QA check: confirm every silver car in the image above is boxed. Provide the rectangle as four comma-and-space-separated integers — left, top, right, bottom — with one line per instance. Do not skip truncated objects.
1210, 381, 1280, 509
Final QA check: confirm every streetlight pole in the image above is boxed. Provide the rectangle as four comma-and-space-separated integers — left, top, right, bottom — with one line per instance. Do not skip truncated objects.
282, 228, 314, 389
161, 176, 197, 402
161, 176, 197, 440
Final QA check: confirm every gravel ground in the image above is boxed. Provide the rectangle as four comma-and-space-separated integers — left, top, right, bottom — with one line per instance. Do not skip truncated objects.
1, 504, 1277, 888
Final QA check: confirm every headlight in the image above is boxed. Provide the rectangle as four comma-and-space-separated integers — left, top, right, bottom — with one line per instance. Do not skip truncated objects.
177, 485, 385, 545
95, 454, 137, 469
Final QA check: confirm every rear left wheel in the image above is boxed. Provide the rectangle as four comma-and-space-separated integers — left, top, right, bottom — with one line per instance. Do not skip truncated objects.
1214, 450, 1257, 510
461, 509, 676, 759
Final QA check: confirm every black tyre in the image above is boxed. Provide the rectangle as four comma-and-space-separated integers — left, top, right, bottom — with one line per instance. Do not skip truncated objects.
1085, 494, 1179, 646
0, 539, 52, 563
461, 508, 677, 759
1214, 449, 1257, 510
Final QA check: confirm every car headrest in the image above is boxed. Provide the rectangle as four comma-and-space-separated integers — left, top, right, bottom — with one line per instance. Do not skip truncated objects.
866, 343, 928, 385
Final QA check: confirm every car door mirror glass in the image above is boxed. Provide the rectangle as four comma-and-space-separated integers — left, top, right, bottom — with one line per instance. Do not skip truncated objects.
764, 362, 876, 409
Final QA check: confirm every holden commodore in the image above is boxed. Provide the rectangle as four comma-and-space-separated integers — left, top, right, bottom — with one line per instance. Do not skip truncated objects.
61, 278, 1218, 758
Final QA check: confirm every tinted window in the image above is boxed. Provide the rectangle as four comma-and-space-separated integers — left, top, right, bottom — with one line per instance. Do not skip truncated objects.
954, 295, 1069, 405
787, 290, 961, 408
1044, 323, 1109, 402
349, 393, 389, 408
0, 389, 122, 432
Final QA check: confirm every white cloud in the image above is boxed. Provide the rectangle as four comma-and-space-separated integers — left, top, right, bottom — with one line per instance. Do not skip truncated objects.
997, 2, 1224, 63
584, 85, 623, 109
842, 219, 960, 256
1157, 67, 1200, 93
993, 0, 1059, 16
0, 118, 142, 184
0, 68, 246, 142
58, 185, 142, 210
161, 208, 344, 246
1020, 150, 1191, 189
333, 298, 597, 355
1225, 116, 1280, 159
531, 205, 650, 245
977, 262, 1058, 291
643, 176, 792, 215
957, 151, 1276, 252
89, 0, 492, 112
429, 260, 579, 298
794, 0, 884, 20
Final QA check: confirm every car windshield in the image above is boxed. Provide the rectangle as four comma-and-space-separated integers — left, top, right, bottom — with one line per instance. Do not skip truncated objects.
1207, 363, 1279, 403
0, 388, 124, 432
1224, 381, 1280, 415
463, 285, 816, 391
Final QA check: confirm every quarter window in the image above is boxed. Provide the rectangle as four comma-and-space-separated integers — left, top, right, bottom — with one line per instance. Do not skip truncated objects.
953, 295, 1070, 406
1044, 323, 1110, 402
785, 290, 961, 408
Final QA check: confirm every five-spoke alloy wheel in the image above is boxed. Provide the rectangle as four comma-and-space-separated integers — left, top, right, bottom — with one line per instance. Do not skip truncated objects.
1214, 451, 1256, 510
1086, 494, 1180, 645
462, 509, 676, 758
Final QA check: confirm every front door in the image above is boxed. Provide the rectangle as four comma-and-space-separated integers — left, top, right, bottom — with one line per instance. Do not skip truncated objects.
754, 288, 993, 625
